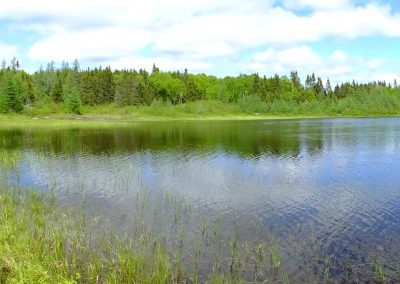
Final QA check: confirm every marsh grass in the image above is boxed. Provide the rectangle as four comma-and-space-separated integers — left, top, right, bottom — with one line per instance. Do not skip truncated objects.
0, 173, 396, 284
0, 149, 21, 169
0, 186, 171, 283
0, 184, 290, 283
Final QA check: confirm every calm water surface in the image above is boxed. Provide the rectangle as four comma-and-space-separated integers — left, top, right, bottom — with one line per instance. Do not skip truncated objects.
1, 118, 400, 282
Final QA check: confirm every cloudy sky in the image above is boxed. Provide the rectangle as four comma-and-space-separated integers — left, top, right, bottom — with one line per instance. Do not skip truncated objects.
0, 0, 399, 83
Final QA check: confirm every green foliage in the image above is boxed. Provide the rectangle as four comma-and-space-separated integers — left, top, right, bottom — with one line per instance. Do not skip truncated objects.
65, 90, 82, 114
1, 59, 399, 117
149, 72, 186, 104
0, 187, 172, 283
63, 67, 82, 114
114, 72, 134, 106
0, 72, 24, 113
220, 75, 253, 102
50, 73, 64, 103
80, 67, 115, 105
237, 95, 267, 113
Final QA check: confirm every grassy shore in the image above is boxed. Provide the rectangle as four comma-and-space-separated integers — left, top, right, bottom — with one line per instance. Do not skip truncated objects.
1, 184, 288, 283
0, 98, 399, 129
0, 186, 174, 284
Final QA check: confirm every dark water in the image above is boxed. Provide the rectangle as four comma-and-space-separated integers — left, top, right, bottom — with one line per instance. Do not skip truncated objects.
1, 118, 400, 282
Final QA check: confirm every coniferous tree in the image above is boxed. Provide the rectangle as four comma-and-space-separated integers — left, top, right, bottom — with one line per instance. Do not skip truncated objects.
0, 72, 23, 112
290, 71, 302, 92
80, 70, 96, 105
50, 73, 63, 103
271, 74, 283, 99
315, 77, 324, 96
326, 79, 333, 97
114, 73, 135, 106
63, 62, 82, 114
10, 57, 17, 71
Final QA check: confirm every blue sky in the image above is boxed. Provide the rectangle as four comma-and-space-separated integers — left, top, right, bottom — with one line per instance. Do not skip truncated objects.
0, 0, 399, 83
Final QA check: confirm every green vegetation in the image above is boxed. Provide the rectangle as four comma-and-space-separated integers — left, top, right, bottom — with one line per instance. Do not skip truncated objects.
0, 185, 288, 283
0, 186, 171, 283
0, 180, 393, 283
0, 58, 399, 118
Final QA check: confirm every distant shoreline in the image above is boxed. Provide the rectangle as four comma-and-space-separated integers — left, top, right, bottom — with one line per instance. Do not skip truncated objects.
1, 112, 399, 129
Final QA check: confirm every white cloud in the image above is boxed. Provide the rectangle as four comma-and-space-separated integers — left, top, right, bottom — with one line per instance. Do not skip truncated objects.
99, 55, 214, 73
282, 0, 351, 10
246, 45, 400, 84
0, 42, 19, 61
28, 28, 154, 62
366, 59, 385, 69
0, 0, 398, 82
370, 72, 400, 83
247, 45, 324, 76
330, 50, 348, 62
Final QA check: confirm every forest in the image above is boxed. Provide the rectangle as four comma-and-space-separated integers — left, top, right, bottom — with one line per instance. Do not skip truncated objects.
0, 57, 399, 116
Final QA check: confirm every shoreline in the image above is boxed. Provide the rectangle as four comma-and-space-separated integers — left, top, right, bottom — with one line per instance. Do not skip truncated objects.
0, 110, 399, 129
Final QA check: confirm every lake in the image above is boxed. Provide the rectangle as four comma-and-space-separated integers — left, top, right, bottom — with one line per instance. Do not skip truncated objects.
1, 118, 400, 282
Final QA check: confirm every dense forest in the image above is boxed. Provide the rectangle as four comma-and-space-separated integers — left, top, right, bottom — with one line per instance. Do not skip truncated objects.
0, 57, 399, 115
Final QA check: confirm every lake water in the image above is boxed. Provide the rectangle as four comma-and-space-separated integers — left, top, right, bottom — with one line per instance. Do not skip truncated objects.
1, 118, 400, 282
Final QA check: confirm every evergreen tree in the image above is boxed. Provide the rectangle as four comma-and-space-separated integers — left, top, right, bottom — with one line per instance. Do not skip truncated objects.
0, 72, 23, 112
151, 64, 160, 75
315, 77, 324, 95
63, 65, 82, 113
114, 73, 134, 106
80, 70, 96, 105
290, 71, 302, 92
10, 57, 17, 71
325, 79, 333, 97
252, 74, 263, 98
271, 74, 283, 99
50, 73, 63, 103
73, 59, 80, 72
334, 84, 340, 97
65, 89, 82, 114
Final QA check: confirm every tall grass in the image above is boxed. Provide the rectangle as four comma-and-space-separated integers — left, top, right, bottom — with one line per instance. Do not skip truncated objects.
0, 182, 394, 283
0, 186, 171, 283
0, 185, 287, 283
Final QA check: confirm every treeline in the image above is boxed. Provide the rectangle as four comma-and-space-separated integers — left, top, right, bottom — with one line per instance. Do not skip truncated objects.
0, 57, 399, 114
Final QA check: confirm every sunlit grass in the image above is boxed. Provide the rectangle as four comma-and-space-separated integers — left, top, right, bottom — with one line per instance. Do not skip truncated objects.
1, 94, 398, 130
0, 186, 172, 283
0, 184, 288, 283
0, 179, 394, 283
0, 149, 21, 169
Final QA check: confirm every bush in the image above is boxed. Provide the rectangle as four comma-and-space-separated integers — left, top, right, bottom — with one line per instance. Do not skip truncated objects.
238, 95, 267, 113
65, 91, 82, 115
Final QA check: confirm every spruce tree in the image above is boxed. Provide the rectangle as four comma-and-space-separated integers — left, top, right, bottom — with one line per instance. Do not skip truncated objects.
0, 72, 23, 112
326, 79, 333, 96
50, 75, 63, 103
63, 66, 82, 114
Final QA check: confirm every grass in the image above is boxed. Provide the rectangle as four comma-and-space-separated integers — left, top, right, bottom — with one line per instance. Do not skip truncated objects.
0, 186, 172, 283
0, 149, 21, 169
0, 94, 396, 129
0, 185, 286, 283
0, 180, 395, 283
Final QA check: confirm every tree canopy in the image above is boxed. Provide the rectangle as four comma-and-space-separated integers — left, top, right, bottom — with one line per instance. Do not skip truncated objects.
0, 58, 399, 114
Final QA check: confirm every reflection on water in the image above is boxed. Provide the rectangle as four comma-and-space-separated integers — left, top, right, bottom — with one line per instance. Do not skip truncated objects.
1, 118, 400, 281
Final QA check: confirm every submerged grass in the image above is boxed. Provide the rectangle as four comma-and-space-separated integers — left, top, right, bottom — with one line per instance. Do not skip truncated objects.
0, 183, 395, 283
0, 186, 285, 283
0, 186, 171, 283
